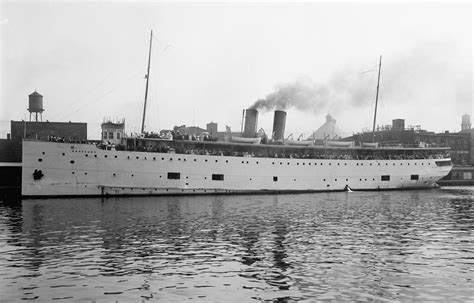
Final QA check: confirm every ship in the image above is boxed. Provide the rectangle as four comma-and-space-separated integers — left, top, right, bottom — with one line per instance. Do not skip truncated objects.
20, 106, 453, 197
20, 32, 453, 198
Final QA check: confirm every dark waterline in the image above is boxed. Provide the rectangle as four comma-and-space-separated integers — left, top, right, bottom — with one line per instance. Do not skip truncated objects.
1, 188, 473, 301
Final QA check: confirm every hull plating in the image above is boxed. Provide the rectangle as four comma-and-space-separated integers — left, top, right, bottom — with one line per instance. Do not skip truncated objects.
22, 140, 452, 197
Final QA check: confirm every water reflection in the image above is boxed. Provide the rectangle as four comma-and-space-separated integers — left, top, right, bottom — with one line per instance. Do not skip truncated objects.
0, 187, 473, 301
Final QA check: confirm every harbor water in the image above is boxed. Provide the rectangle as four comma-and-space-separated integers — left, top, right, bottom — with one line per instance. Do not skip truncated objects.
1, 188, 473, 301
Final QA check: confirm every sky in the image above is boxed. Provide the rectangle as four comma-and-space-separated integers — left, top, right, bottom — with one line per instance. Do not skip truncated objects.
0, 1, 472, 140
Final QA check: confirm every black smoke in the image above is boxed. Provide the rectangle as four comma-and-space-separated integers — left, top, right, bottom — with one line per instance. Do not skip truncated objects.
249, 39, 471, 115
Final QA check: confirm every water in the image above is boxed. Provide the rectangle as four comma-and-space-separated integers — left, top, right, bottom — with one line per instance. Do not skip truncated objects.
0, 188, 473, 302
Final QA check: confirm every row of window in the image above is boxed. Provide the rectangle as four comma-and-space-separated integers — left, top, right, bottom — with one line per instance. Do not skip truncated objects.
165, 172, 420, 182
102, 131, 121, 140
58, 152, 434, 167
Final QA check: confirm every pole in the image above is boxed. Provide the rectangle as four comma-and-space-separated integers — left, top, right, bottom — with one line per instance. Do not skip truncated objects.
141, 30, 153, 134
372, 55, 382, 143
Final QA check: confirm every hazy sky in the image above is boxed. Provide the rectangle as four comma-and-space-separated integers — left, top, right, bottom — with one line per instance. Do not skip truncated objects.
0, 2, 472, 139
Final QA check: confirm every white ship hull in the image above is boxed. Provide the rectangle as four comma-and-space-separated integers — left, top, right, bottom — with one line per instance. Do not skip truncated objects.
22, 140, 452, 197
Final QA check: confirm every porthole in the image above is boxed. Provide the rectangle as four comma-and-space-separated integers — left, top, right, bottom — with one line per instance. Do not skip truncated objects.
62, 153, 65, 156
326, 184, 330, 187
131, 174, 134, 177
335, 178, 337, 181
84, 172, 87, 175
337, 163, 340, 166
323, 179, 326, 181
329, 163, 331, 166
205, 159, 208, 162
386, 163, 388, 166
178, 158, 181, 161
114, 155, 117, 158
272, 162, 275, 165
72, 172, 75, 175
162, 158, 165, 160
246, 161, 249, 164
70, 160, 75, 164
287, 162, 290, 165
242, 161, 244, 164
303, 163, 305, 165
346, 178, 348, 181
356, 163, 359, 166
280, 162, 283, 165
170, 158, 172, 161
297, 163, 299, 165
144, 157, 147, 160
256, 161, 259, 164
215, 160, 218, 163
105, 155, 107, 158
226, 160, 229, 163
42, 152, 45, 155
294, 179, 296, 181
85, 154, 88, 157
369, 163, 372, 166
38, 158, 43, 162
153, 157, 156, 160
136, 156, 139, 159
113, 173, 116, 176
378, 163, 380, 166
127, 156, 129, 159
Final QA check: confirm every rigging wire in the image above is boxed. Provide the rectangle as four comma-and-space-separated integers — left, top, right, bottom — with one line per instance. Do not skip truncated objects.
56, 68, 144, 121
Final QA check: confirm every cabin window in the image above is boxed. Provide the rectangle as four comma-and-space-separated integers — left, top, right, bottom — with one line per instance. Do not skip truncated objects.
212, 174, 224, 181
273, 176, 278, 182
167, 172, 180, 180
117, 133, 121, 140
103, 132, 107, 139
435, 160, 452, 166
381, 175, 390, 181
411, 174, 419, 180
108, 132, 114, 139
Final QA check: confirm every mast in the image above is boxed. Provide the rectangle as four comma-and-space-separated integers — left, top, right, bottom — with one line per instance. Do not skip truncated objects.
141, 30, 153, 134
372, 55, 382, 143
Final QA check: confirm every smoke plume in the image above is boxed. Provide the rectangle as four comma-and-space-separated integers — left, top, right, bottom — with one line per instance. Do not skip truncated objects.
249, 39, 471, 116
249, 72, 375, 114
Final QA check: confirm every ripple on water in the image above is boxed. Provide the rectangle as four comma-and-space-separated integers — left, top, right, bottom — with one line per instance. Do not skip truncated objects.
0, 188, 473, 301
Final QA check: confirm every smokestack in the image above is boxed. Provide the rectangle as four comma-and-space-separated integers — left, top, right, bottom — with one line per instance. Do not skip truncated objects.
243, 108, 258, 138
272, 110, 287, 141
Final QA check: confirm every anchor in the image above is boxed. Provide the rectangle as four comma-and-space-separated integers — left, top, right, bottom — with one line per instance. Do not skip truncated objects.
33, 169, 44, 181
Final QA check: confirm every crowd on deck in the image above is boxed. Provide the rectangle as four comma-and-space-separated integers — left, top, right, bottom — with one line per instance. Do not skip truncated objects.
129, 140, 450, 161
48, 135, 87, 144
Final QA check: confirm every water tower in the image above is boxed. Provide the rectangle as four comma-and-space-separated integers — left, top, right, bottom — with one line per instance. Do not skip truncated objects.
28, 91, 44, 122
